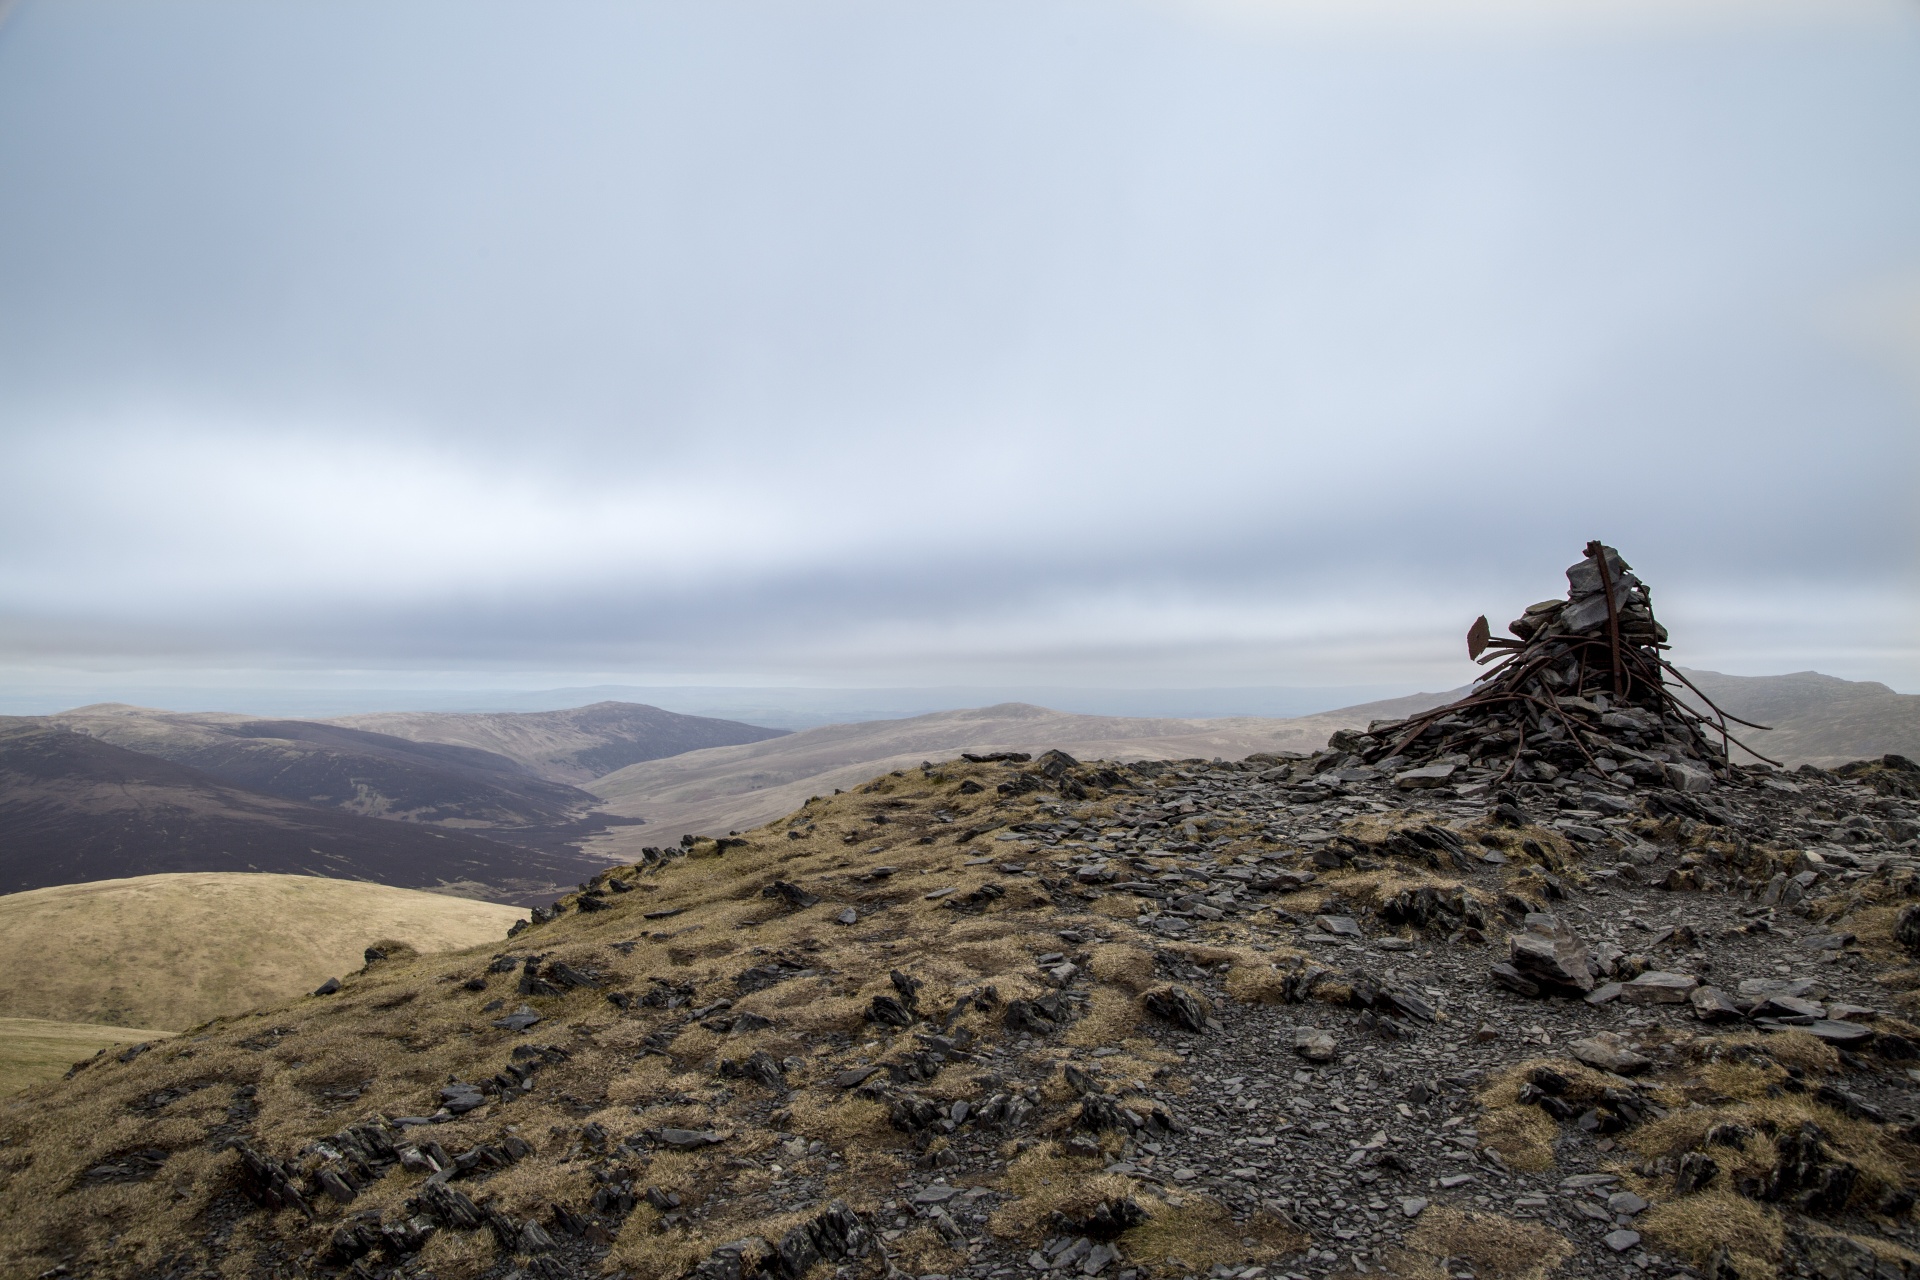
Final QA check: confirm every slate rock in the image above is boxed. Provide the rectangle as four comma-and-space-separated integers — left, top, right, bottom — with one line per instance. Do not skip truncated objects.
1621, 971, 1698, 1005
762, 880, 820, 910
1569, 1032, 1651, 1075
492, 1007, 542, 1033
1509, 928, 1596, 995
1690, 986, 1743, 1022
653, 1127, 728, 1148
1294, 1028, 1336, 1062
1800, 1020, 1874, 1046
1143, 985, 1209, 1033
1753, 995, 1827, 1022
313, 978, 342, 997
1896, 905, 1920, 956
1489, 963, 1542, 997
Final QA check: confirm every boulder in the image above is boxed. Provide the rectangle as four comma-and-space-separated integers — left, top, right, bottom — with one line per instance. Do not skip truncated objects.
1689, 986, 1743, 1022
1664, 763, 1714, 793
1620, 971, 1699, 1005
1509, 928, 1596, 995
1294, 1028, 1336, 1062
1569, 1032, 1651, 1075
1395, 765, 1458, 791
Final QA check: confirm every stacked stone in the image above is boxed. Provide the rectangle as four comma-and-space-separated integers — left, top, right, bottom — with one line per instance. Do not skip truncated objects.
1346, 542, 1764, 791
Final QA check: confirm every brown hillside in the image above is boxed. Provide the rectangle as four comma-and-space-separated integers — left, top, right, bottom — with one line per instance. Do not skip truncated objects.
0, 874, 527, 1033
581, 695, 1459, 847
329, 703, 790, 786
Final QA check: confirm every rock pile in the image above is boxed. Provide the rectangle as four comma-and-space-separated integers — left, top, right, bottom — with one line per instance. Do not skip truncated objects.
1344, 542, 1769, 793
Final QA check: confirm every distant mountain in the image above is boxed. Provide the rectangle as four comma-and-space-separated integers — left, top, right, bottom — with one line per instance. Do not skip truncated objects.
0, 718, 603, 898
328, 700, 789, 784
48, 704, 606, 843
1673, 669, 1920, 768
578, 697, 1459, 848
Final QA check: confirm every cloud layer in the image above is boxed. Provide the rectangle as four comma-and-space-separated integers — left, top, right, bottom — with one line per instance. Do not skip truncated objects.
1, 0, 1916, 698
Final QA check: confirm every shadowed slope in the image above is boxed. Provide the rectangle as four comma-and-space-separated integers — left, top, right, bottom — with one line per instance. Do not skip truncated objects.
49, 705, 605, 837
0, 719, 604, 898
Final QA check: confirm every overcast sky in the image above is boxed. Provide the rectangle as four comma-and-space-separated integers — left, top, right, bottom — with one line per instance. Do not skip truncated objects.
1, 0, 1917, 710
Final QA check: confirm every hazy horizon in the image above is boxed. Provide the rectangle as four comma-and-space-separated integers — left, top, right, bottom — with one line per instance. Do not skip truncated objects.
3, 0, 1916, 699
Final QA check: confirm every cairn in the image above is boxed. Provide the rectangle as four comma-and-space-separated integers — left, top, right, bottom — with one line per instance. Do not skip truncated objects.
1347, 542, 1770, 790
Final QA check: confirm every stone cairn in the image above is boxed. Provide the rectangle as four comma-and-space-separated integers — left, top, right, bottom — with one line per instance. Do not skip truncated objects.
1346, 542, 1771, 790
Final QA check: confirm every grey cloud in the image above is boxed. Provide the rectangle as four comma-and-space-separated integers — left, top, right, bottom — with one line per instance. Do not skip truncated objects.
0, 0, 1916, 696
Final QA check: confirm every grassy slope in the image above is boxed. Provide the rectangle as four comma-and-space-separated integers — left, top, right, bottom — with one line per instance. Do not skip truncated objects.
0, 1018, 173, 1096
579, 695, 1457, 847
0, 873, 527, 1031
0, 755, 1188, 1280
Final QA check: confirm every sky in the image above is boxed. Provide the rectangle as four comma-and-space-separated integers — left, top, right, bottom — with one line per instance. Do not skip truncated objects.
1, 0, 1917, 715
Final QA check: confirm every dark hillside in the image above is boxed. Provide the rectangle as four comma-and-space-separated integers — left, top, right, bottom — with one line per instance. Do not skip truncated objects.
0, 719, 602, 899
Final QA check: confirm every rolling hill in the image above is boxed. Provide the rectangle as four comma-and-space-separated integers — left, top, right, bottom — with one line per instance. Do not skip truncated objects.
328, 700, 790, 784
0, 718, 604, 898
0, 872, 526, 1032
1675, 668, 1920, 768
579, 693, 1457, 850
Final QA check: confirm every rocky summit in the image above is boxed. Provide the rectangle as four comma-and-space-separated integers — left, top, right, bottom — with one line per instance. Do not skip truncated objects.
5, 546, 1920, 1280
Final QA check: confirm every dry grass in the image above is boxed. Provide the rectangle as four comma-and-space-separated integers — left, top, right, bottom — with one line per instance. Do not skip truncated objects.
1626, 1091, 1908, 1210
988, 1143, 1122, 1240
1396, 1208, 1572, 1280
1476, 1104, 1559, 1174
414, 1228, 498, 1280
1474, 1056, 1626, 1173
0, 1017, 176, 1096
1121, 1195, 1305, 1277
1638, 1191, 1781, 1277
1062, 985, 1147, 1047
0, 872, 525, 1030
1088, 943, 1157, 992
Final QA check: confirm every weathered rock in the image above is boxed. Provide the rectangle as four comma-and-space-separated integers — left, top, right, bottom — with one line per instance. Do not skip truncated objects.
1314, 914, 1364, 938
1509, 926, 1596, 995
1395, 765, 1458, 790
1142, 985, 1209, 1033
1690, 986, 1743, 1022
867, 994, 915, 1027
1488, 961, 1542, 997
1294, 1028, 1336, 1062
1796, 1227, 1920, 1280
1620, 971, 1698, 1005
1675, 1151, 1719, 1193
1569, 1032, 1650, 1075
1896, 905, 1920, 957
761, 880, 820, 910
1753, 995, 1827, 1022
653, 1128, 728, 1149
